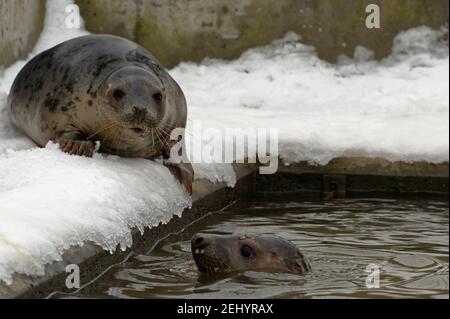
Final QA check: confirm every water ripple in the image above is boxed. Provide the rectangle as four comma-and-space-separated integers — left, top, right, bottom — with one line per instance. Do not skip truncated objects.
76, 198, 448, 299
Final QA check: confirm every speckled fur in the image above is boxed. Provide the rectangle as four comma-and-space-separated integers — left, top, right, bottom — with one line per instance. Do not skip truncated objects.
8, 35, 193, 194
8, 35, 187, 159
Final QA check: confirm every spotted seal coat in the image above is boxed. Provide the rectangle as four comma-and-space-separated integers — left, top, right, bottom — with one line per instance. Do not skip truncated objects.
8, 35, 193, 194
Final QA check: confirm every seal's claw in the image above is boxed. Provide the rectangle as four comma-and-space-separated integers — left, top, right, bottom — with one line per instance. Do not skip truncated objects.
59, 139, 94, 157
165, 162, 194, 196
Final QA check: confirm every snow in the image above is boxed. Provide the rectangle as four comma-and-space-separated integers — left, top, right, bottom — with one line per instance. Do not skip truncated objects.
0, 143, 190, 283
0, 0, 448, 284
174, 28, 449, 165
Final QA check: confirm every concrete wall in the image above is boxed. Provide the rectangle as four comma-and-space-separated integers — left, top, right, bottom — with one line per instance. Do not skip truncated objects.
0, 0, 46, 67
76, 0, 449, 68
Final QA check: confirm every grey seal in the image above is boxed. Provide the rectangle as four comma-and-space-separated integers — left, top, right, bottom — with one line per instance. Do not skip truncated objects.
191, 233, 311, 275
8, 34, 193, 194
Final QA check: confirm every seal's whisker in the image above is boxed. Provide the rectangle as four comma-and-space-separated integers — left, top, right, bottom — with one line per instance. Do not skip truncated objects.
70, 116, 88, 136
101, 124, 120, 149
111, 127, 121, 156
151, 128, 155, 150
87, 122, 119, 140
154, 129, 165, 148
159, 127, 172, 142
153, 128, 161, 145
117, 125, 125, 154
113, 126, 124, 156
156, 128, 171, 148
162, 125, 176, 140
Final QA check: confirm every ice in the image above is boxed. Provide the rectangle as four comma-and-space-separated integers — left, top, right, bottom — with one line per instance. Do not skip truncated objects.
0, 143, 191, 284
0, 0, 448, 284
192, 163, 237, 187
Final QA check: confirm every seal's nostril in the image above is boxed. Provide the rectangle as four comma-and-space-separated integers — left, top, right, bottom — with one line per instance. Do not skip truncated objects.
195, 237, 204, 246
133, 106, 145, 114
132, 106, 148, 123
191, 235, 208, 249
131, 127, 143, 133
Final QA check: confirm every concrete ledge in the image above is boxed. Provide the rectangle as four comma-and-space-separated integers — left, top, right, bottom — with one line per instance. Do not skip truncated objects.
256, 157, 449, 197
0, 158, 448, 298
0, 0, 46, 67
280, 157, 449, 177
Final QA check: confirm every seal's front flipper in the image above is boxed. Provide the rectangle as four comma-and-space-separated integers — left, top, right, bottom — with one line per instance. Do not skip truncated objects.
58, 139, 95, 157
165, 162, 194, 196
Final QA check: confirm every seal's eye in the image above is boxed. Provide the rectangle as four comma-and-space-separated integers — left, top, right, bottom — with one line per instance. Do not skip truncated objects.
113, 89, 126, 101
241, 245, 253, 257
153, 92, 163, 102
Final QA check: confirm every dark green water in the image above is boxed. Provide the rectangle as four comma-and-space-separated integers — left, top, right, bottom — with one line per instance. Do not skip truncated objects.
73, 197, 449, 299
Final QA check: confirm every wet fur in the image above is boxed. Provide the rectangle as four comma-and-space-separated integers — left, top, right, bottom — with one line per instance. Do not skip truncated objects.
191, 233, 311, 275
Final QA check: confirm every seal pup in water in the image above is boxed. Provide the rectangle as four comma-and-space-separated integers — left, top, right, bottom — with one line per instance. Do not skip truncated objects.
191, 233, 311, 275
8, 35, 193, 194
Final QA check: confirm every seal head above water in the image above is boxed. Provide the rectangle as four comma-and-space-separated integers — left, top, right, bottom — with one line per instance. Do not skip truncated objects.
191, 233, 311, 275
8, 34, 193, 194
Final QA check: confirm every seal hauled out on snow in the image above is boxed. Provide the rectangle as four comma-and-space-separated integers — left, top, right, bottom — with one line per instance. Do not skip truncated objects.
191, 233, 311, 275
8, 34, 193, 194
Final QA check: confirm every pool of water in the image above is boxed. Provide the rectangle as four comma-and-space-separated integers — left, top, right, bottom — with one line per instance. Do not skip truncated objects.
74, 197, 449, 299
